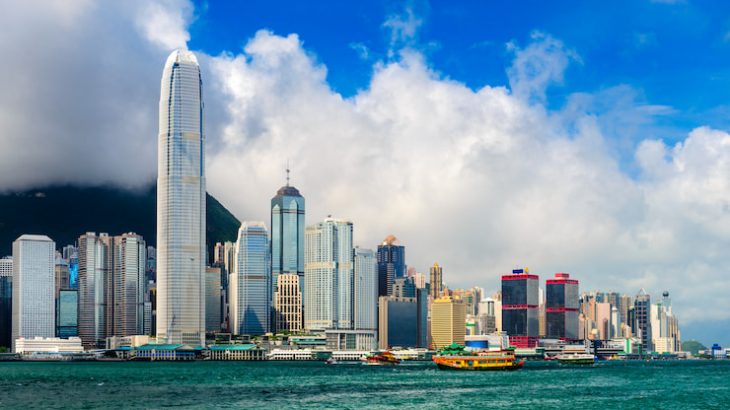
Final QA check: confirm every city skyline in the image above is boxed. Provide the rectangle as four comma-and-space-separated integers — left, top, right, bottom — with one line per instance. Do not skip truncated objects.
1, 1, 730, 345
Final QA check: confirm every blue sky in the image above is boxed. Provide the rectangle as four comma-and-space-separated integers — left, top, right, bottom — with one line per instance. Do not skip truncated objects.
189, 0, 730, 141
3, 0, 730, 344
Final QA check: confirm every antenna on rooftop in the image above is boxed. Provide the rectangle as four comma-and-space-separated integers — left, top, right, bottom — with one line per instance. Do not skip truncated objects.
286, 159, 291, 186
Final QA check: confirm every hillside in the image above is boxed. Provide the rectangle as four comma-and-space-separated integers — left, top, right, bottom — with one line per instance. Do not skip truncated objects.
0, 185, 240, 262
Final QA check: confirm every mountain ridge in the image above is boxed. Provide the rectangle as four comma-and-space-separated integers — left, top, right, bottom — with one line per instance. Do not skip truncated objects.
0, 184, 240, 261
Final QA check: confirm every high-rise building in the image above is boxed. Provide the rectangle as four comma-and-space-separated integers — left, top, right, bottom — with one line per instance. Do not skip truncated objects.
477, 298, 497, 335
271, 172, 305, 332
77, 232, 146, 348
545, 272, 579, 340
353, 247, 377, 331
274, 273, 302, 333
651, 291, 681, 353
205, 267, 222, 333
56, 289, 78, 338
230, 222, 271, 336
410, 271, 426, 289
304, 218, 354, 331
54, 255, 70, 297
430, 296, 467, 349
393, 277, 416, 298
377, 235, 405, 297
113, 233, 146, 337
633, 289, 651, 352
77, 232, 112, 349
429, 263, 443, 299
156, 49, 206, 346
0, 257, 12, 348
12, 235, 55, 351
378, 296, 427, 349
501, 268, 539, 347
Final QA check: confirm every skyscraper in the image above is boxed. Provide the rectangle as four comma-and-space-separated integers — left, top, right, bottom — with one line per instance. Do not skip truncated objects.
77, 232, 112, 349
271, 171, 305, 332
634, 289, 651, 352
431, 296, 466, 349
12, 235, 55, 351
353, 247, 377, 331
113, 233, 146, 337
230, 222, 271, 335
156, 49, 206, 346
501, 268, 539, 347
304, 218, 353, 331
205, 267, 222, 333
545, 272, 579, 340
377, 235, 405, 297
274, 273, 302, 333
0, 257, 13, 348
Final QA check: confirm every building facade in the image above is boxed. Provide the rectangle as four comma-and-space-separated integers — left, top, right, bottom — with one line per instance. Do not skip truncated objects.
274, 273, 302, 333
633, 289, 651, 352
12, 235, 56, 351
501, 268, 539, 348
156, 49, 206, 346
230, 222, 271, 335
377, 235, 405, 297
270, 179, 305, 332
0, 257, 13, 348
545, 272, 579, 340
353, 247, 377, 332
430, 296, 466, 349
304, 218, 354, 331
113, 233, 146, 337
429, 262, 443, 299
205, 267, 222, 333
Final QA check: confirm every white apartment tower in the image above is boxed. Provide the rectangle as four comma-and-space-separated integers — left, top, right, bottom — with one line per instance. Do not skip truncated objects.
156, 49, 206, 346
12, 235, 55, 351
304, 218, 353, 331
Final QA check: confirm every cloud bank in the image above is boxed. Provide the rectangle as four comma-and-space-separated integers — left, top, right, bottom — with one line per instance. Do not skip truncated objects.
1, 1, 729, 337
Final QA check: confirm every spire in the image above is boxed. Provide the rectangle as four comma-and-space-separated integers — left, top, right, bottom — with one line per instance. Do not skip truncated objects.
286, 160, 290, 187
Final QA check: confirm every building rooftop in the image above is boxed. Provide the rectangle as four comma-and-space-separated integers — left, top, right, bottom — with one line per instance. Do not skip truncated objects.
165, 49, 199, 67
275, 185, 302, 197
16, 234, 53, 242
208, 344, 258, 351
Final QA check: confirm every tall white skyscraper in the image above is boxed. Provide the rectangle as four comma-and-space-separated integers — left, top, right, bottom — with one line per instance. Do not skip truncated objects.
304, 218, 353, 331
353, 247, 377, 331
113, 233, 146, 337
230, 222, 271, 335
12, 235, 55, 351
77, 232, 112, 349
156, 49, 206, 346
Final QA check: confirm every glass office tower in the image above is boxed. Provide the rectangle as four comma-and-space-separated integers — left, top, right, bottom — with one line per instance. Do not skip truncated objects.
156, 49, 206, 346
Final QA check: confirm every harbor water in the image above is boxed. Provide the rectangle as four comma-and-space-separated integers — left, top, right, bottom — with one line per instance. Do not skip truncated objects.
0, 360, 728, 409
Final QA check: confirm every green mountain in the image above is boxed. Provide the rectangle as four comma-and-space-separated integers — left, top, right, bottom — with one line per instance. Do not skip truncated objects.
0, 185, 240, 261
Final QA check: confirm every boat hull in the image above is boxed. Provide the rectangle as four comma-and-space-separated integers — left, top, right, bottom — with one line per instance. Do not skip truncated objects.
433, 356, 524, 371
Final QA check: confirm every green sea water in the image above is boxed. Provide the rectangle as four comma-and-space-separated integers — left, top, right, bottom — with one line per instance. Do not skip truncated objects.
0, 360, 728, 409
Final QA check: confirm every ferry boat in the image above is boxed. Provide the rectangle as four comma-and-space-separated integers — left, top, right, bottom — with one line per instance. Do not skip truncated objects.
555, 351, 596, 365
361, 351, 401, 366
433, 344, 524, 371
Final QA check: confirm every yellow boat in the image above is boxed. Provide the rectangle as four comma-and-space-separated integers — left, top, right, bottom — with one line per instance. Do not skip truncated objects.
433, 344, 524, 371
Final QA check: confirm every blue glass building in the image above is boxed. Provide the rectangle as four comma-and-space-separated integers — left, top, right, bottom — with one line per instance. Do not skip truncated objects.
271, 182, 305, 292
377, 235, 405, 297
230, 222, 271, 336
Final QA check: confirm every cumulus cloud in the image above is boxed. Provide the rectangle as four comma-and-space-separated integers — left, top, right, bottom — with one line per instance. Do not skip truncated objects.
1, 2, 729, 335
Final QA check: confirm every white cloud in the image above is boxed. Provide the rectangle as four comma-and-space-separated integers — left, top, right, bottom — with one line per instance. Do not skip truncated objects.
135, 0, 193, 50
1, 1, 729, 333
507, 31, 581, 103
